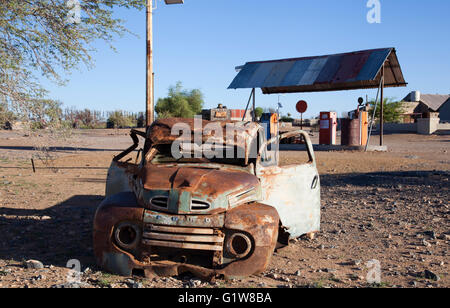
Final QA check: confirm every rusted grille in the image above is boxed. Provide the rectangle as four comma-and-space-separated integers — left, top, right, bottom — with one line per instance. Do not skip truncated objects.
142, 224, 224, 251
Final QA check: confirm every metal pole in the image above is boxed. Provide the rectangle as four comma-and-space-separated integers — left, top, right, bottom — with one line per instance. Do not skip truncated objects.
252, 88, 256, 122
146, 0, 154, 126
242, 89, 253, 122
380, 65, 385, 146
365, 77, 382, 152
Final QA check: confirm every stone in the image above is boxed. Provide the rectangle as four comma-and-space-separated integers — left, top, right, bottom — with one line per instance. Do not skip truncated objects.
351, 260, 362, 266
188, 279, 202, 288
306, 233, 316, 240
52, 282, 90, 288
424, 231, 437, 239
423, 270, 440, 282
422, 239, 431, 247
125, 279, 143, 288
25, 260, 44, 269
438, 234, 450, 241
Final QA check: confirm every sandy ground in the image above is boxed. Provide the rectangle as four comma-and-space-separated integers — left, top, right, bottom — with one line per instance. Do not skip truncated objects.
0, 129, 448, 288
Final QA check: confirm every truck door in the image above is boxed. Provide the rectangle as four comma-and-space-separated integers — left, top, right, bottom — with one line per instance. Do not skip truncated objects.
256, 131, 320, 238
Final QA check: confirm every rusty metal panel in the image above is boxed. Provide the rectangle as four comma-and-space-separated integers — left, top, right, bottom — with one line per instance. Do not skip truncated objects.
143, 232, 224, 243
147, 225, 215, 235
247, 62, 277, 87
143, 210, 225, 228
228, 62, 260, 89
333, 52, 371, 83
298, 57, 328, 86
280, 59, 313, 87
105, 161, 135, 197
142, 240, 223, 251
262, 60, 296, 87
355, 48, 391, 81
315, 55, 342, 84
256, 133, 320, 238
258, 163, 321, 238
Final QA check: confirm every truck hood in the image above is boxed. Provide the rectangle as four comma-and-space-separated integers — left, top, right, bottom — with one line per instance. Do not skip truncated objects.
139, 165, 261, 215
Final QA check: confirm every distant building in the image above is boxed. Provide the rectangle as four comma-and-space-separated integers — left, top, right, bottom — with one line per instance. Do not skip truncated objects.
202, 104, 252, 122
402, 91, 450, 123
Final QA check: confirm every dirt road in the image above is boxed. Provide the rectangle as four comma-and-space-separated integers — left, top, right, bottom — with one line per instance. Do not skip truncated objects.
0, 129, 448, 288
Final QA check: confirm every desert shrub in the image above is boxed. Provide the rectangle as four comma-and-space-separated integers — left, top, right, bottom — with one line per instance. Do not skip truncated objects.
155, 82, 204, 119
0, 101, 15, 129
107, 111, 136, 128
280, 116, 294, 123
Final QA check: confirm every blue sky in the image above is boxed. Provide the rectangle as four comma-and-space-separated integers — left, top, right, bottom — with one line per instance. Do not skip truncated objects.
44, 0, 450, 119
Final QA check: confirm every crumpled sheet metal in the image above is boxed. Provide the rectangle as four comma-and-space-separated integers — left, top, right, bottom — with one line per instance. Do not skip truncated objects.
147, 118, 260, 150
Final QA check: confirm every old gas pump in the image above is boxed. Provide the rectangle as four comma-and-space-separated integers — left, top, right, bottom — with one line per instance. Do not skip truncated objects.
260, 113, 279, 142
319, 112, 338, 145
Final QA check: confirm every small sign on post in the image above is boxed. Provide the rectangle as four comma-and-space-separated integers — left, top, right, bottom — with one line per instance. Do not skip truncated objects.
296, 100, 308, 130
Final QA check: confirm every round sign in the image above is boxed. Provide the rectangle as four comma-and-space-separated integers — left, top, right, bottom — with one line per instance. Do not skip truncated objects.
296, 100, 308, 114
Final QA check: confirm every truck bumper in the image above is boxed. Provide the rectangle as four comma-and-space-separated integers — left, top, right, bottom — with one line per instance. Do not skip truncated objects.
93, 192, 279, 280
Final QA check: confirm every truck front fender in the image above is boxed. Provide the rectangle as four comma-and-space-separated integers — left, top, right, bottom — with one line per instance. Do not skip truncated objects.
93, 192, 144, 276
221, 203, 279, 278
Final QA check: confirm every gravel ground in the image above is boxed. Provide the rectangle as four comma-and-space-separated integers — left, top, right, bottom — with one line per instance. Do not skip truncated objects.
0, 129, 448, 288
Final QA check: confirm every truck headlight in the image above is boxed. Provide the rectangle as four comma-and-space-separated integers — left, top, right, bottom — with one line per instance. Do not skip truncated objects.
114, 222, 141, 250
226, 232, 253, 259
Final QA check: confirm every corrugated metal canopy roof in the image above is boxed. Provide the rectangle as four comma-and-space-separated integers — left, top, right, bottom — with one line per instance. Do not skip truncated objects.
228, 48, 407, 94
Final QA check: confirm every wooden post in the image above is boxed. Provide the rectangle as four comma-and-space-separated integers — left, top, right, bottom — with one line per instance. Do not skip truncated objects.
380, 65, 385, 146
146, 0, 154, 127
152, 72, 155, 117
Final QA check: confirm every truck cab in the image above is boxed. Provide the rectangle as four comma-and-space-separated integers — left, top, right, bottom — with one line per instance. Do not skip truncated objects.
93, 118, 320, 280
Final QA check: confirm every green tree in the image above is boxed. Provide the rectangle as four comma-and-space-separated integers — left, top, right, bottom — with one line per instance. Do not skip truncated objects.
155, 82, 204, 119
27, 99, 63, 129
368, 98, 404, 123
0, 1, 145, 122
254, 107, 264, 119
280, 116, 294, 123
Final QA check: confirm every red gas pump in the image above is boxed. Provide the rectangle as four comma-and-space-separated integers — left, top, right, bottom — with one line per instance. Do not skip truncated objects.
319, 112, 337, 145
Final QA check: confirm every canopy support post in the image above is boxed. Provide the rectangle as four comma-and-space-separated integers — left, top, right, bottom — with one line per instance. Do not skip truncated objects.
380, 65, 385, 146
252, 88, 256, 121
242, 89, 254, 122
365, 77, 383, 152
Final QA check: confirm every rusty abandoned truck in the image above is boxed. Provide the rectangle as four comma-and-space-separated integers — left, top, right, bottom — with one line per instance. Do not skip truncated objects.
93, 118, 321, 280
